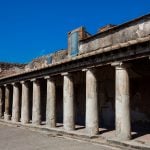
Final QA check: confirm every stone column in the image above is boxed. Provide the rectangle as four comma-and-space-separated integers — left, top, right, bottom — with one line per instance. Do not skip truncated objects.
62, 72, 75, 131
21, 81, 30, 124
4, 85, 11, 121
45, 76, 56, 128
32, 79, 41, 125
12, 83, 20, 122
0, 87, 3, 118
112, 62, 131, 140
85, 69, 99, 136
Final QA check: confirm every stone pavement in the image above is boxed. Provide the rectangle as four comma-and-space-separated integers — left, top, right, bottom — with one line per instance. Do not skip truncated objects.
98, 129, 150, 149
0, 124, 121, 150
0, 120, 150, 150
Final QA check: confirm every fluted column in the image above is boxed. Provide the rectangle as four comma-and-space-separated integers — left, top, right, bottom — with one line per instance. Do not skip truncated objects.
4, 85, 11, 121
21, 81, 30, 124
32, 79, 41, 125
45, 76, 56, 128
12, 83, 20, 122
112, 62, 131, 140
62, 72, 75, 131
85, 69, 99, 136
0, 87, 3, 118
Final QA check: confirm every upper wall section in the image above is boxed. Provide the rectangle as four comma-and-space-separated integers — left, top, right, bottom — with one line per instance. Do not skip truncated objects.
25, 27, 91, 70
25, 49, 68, 70
79, 14, 150, 54
2, 14, 150, 76
0, 63, 25, 78
23, 14, 150, 71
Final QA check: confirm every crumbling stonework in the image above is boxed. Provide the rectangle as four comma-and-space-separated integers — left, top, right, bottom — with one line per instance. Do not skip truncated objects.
25, 49, 68, 71
0, 63, 25, 78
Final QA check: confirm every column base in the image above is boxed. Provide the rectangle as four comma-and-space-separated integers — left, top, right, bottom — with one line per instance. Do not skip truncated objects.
86, 127, 99, 136
21, 119, 29, 125
116, 133, 131, 141
4, 113, 11, 121
64, 125, 75, 131
12, 117, 20, 123
46, 121, 56, 128
32, 120, 41, 126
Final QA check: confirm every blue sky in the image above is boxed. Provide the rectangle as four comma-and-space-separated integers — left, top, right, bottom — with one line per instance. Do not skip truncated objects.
0, 0, 150, 63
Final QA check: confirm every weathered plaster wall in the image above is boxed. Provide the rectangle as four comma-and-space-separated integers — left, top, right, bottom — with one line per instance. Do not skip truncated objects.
0, 63, 25, 78
25, 50, 68, 71
79, 16, 150, 54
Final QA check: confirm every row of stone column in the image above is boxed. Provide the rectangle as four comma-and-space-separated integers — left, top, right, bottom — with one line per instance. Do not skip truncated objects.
0, 62, 131, 140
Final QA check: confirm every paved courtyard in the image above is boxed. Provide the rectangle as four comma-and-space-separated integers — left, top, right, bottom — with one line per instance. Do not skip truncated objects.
0, 124, 123, 150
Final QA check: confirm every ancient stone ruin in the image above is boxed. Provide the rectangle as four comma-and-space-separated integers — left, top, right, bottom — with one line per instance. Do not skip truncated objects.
0, 14, 150, 142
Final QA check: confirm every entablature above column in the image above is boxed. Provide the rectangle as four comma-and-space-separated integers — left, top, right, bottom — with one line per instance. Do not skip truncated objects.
0, 41, 150, 86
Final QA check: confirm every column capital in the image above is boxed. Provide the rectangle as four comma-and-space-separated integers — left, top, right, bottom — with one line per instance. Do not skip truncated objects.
31, 78, 40, 85
11, 82, 19, 86
45, 76, 55, 82
20, 81, 26, 84
82, 68, 88, 72
30, 78, 40, 82
4, 84, 10, 87
30, 78, 36, 82
20, 81, 29, 86
111, 62, 130, 69
61, 72, 70, 76
111, 61, 124, 67
82, 68, 96, 73
44, 76, 51, 79
61, 73, 73, 81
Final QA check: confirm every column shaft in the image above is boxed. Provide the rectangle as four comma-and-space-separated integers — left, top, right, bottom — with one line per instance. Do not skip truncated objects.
4, 85, 11, 121
115, 64, 131, 140
32, 79, 41, 125
0, 87, 3, 118
12, 83, 20, 122
86, 69, 99, 136
46, 78, 56, 128
21, 82, 30, 124
63, 73, 75, 131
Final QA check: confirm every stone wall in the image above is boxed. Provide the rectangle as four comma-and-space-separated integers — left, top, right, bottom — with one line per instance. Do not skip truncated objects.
0, 63, 25, 78
79, 15, 150, 54
25, 49, 68, 71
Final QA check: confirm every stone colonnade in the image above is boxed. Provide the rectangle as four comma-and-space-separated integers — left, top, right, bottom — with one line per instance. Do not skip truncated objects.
0, 62, 131, 140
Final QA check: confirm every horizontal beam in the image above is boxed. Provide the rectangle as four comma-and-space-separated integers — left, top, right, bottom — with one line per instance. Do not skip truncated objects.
0, 41, 150, 85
